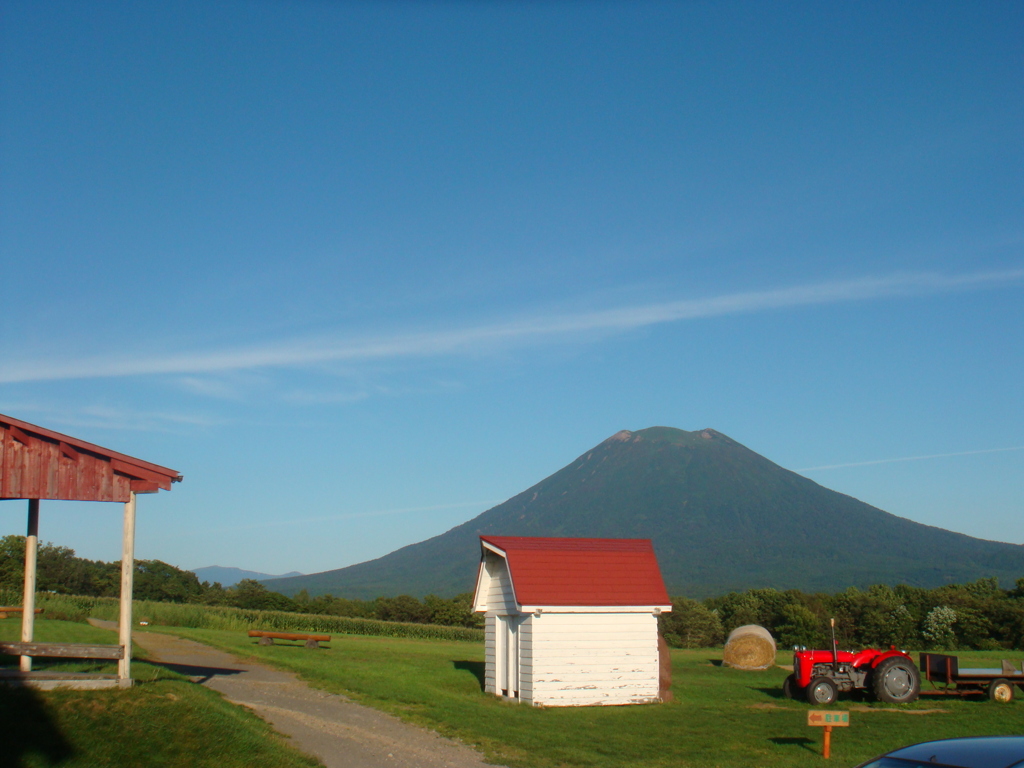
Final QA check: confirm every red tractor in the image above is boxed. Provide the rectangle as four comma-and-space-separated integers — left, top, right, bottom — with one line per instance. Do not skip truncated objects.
782, 621, 921, 705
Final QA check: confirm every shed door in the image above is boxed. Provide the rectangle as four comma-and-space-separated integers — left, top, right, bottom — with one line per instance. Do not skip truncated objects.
495, 615, 520, 698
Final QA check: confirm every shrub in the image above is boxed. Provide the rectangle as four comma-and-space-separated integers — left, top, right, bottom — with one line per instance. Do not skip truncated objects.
922, 605, 958, 649
659, 597, 723, 648
775, 603, 824, 649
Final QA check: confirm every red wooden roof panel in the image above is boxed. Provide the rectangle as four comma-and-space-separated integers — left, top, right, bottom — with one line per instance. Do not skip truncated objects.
0, 413, 180, 502
481, 535, 670, 606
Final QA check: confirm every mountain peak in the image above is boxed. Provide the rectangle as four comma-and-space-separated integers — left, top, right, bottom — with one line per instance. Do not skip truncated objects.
602, 428, 724, 444
612, 426, 729, 446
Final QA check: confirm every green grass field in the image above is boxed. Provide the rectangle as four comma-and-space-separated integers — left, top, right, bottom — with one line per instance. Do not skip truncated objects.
162, 627, 1024, 768
0, 619, 321, 768
3, 617, 1021, 767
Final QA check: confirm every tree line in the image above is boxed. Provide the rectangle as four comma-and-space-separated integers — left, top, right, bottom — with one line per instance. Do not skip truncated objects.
0, 535, 480, 628
5, 535, 1023, 647
659, 578, 1024, 651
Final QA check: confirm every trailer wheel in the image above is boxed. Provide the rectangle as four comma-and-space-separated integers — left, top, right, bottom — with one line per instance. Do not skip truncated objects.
783, 674, 804, 700
872, 657, 920, 703
988, 679, 1015, 703
806, 676, 838, 705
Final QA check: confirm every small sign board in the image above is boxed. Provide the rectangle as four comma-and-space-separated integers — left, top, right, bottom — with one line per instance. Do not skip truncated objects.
808, 710, 850, 727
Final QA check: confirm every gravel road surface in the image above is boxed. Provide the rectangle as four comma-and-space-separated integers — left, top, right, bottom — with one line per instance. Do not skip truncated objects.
90, 621, 501, 768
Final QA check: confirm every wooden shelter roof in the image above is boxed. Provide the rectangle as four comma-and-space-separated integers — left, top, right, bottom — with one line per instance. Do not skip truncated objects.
0, 412, 181, 502
480, 535, 670, 607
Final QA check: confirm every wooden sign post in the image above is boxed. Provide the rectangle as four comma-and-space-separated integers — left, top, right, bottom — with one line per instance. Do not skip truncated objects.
808, 710, 849, 758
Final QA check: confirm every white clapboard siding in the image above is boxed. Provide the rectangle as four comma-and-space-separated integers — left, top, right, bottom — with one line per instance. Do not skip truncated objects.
517, 615, 534, 701
519, 645, 658, 659
533, 613, 655, 630
532, 679, 659, 691
531, 671, 657, 683
520, 659, 655, 670
520, 651, 655, 663
538, 612, 655, 626
484, 615, 497, 693
526, 660, 656, 673
520, 662, 657, 676
523, 611, 660, 706
527, 627, 655, 636
520, 643, 653, 654
534, 691, 659, 706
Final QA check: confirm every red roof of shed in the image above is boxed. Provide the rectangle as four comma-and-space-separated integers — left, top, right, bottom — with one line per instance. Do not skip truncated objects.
480, 535, 670, 607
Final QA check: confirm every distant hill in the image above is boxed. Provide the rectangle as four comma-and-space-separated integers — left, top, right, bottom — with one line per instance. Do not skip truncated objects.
262, 427, 1024, 600
192, 565, 303, 588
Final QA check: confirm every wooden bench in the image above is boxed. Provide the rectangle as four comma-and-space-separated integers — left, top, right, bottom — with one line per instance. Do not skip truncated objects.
0, 642, 124, 660
0, 642, 125, 690
247, 631, 330, 649
0, 607, 44, 620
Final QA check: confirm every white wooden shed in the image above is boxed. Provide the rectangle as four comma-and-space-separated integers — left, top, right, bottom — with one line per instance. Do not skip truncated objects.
472, 535, 672, 707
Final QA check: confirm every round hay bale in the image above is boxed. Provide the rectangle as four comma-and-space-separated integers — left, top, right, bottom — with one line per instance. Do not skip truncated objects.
723, 624, 776, 670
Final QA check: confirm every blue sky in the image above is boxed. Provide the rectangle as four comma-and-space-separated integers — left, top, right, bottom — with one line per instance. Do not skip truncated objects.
1, 1, 1022, 581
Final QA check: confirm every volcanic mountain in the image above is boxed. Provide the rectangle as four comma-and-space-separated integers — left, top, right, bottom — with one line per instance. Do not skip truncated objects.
262, 427, 1024, 599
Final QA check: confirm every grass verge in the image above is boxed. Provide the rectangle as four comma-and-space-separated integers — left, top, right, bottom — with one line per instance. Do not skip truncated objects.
0, 618, 322, 768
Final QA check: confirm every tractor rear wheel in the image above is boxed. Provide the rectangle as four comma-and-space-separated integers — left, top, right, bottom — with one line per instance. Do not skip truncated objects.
988, 679, 1015, 703
782, 673, 804, 700
806, 676, 838, 705
872, 657, 920, 703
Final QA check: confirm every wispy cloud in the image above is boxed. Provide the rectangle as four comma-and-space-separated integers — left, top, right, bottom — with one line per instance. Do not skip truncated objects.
176, 376, 246, 400
0, 403, 223, 432
2, 269, 1020, 384
798, 445, 1024, 472
279, 379, 463, 404
281, 389, 372, 405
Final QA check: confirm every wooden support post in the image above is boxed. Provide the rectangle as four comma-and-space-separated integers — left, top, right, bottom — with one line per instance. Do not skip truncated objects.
823, 726, 832, 759
117, 492, 136, 686
20, 499, 40, 672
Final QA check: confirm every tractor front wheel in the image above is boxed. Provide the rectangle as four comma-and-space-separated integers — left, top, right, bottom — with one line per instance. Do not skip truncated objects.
806, 676, 839, 705
872, 657, 920, 703
782, 673, 805, 700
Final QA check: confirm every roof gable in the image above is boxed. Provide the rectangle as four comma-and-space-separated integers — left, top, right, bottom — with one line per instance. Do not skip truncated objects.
480, 535, 670, 608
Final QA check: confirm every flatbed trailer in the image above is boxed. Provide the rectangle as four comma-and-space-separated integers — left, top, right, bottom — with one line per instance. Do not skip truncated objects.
919, 653, 1023, 702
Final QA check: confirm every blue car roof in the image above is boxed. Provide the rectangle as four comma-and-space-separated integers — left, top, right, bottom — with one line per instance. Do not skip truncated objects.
890, 737, 1024, 768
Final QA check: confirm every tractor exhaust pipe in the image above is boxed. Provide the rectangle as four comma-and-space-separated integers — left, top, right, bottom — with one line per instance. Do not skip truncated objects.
830, 618, 839, 674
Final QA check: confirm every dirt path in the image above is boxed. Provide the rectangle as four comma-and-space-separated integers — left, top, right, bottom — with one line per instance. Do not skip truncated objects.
90, 621, 500, 768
